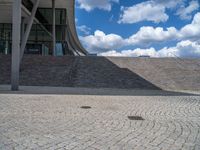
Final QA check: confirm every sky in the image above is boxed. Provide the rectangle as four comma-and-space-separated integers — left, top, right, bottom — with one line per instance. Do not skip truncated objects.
75, 0, 200, 58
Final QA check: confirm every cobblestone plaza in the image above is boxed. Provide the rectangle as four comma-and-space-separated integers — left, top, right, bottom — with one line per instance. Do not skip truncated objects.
0, 86, 200, 150
0, 0, 200, 149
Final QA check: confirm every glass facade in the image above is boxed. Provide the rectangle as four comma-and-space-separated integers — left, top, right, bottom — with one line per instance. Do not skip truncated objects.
0, 24, 12, 54
0, 8, 69, 56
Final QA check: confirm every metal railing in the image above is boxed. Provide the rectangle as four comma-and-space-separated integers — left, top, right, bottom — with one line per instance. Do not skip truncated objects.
167, 52, 200, 70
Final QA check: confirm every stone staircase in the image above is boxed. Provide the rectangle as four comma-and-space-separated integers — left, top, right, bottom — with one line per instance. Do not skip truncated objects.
69, 57, 159, 89
105, 57, 200, 91
0, 55, 75, 86
1, 55, 200, 91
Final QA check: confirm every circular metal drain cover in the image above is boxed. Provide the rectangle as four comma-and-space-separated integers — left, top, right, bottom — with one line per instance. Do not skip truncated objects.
128, 116, 144, 121
81, 106, 92, 109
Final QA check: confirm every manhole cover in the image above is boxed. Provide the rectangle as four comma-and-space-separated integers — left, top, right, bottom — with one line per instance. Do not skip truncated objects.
81, 106, 92, 109
128, 116, 144, 121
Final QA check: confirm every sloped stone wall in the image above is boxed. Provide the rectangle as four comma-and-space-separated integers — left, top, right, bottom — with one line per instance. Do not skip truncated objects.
1, 55, 200, 90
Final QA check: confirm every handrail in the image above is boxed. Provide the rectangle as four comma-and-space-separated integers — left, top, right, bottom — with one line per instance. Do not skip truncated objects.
167, 52, 200, 69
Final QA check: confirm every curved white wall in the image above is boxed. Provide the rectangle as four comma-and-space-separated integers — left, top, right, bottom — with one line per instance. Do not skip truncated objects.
66, 0, 88, 55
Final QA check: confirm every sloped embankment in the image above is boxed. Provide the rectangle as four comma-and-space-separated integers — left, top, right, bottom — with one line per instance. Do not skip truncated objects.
0, 55, 200, 91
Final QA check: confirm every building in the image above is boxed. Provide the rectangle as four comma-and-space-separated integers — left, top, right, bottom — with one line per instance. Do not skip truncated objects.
0, 0, 88, 90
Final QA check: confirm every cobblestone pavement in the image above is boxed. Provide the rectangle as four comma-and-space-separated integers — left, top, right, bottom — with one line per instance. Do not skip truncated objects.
0, 89, 200, 150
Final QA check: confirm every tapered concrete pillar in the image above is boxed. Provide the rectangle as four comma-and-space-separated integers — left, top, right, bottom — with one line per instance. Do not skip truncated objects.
52, 0, 56, 56
20, 0, 40, 60
11, 0, 21, 91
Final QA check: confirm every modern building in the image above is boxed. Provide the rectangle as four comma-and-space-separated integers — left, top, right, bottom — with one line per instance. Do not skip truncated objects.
0, 0, 88, 90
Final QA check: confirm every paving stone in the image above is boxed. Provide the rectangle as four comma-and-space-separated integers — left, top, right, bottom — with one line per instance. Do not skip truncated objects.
0, 91, 200, 149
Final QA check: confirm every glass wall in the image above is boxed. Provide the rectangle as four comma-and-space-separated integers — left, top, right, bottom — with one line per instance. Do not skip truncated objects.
0, 8, 68, 55
38, 8, 66, 25
0, 24, 12, 54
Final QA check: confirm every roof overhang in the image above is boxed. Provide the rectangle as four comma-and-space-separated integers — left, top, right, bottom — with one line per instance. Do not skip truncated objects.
0, 1, 34, 23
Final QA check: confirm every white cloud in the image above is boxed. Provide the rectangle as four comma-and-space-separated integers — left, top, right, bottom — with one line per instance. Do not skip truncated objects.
154, 0, 184, 8
126, 26, 178, 46
77, 0, 119, 12
80, 26, 173, 51
176, 0, 199, 20
80, 12, 200, 56
118, 0, 199, 24
75, 18, 78, 23
118, 1, 169, 24
80, 30, 125, 53
109, 15, 114, 22
180, 12, 200, 40
99, 48, 158, 57
126, 12, 200, 46
99, 40, 200, 58
77, 25, 91, 35
160, 40, 200, 58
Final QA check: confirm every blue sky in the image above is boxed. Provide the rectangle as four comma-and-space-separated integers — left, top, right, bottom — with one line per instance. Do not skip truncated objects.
75, 0, 200, 57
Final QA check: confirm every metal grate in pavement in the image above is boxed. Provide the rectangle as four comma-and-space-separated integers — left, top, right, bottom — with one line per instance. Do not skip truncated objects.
128, 116, 144, 121
81, 106, 92, 109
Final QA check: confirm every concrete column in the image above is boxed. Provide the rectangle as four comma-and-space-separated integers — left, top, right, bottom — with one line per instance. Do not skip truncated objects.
52, 0, 56, 56
20, 0, 40, 60
11, 0, 21, 91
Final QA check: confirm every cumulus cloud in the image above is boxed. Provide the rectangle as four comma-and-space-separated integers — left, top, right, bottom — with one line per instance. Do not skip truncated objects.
80, 13, 200, 56
99, 40, 200, 58
75, 18, 78, 23
79, 30, 125, 53
154, 0, 184, 8
176, 0, 199, 20
77, 0, 119, 12
99, 48, 157, 57
173, 40, 200, 57
80, 27, 178, 51
77, 25, 91, 35
126, 12, 200, 46
179, 12, 200, 40
126, 27, 178, 46
118, 0, 199, 24
118, 1, 169, 24
161, 40, 200, 58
